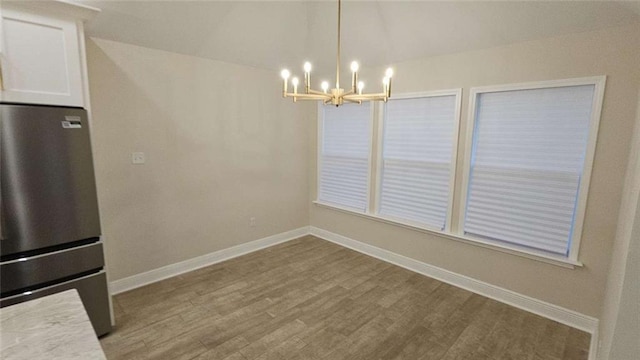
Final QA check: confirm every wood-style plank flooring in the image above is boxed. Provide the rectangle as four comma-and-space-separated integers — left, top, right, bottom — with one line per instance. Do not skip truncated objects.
100, 235, 590, 360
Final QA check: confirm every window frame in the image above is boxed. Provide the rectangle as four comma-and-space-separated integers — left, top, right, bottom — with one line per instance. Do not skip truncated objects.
313, 77, 605, 268
316, 101, 375, 213
458, 76, 607, 263
373, 89, 463, 233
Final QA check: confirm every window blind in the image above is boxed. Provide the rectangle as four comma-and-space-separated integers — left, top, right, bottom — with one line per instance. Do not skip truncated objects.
464, 85, 595, 256
319, 103, 371, 211
378, 95, 457, 229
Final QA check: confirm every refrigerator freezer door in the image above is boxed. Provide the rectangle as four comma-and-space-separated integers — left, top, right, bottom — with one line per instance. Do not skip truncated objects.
0, 105, 101, 257
0, 241, 105, 295
0, 271, 112, 336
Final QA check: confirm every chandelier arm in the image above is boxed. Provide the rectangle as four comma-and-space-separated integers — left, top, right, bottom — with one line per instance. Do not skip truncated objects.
343, 93, 388, 101
285, 93, 332, 100
293, 97, 331, 102
342, 89, 355, 96
342, 98, 362, 104
307, 89, 331, 96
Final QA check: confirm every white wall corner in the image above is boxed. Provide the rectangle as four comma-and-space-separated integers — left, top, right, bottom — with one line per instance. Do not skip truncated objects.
109, 226, 310, 295
597, 93, 640, 360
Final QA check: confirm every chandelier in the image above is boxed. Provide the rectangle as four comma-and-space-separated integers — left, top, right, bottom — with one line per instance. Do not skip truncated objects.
279, 0, 393, 107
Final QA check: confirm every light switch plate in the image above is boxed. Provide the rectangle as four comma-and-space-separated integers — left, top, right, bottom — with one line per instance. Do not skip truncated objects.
131, 152, 146, 164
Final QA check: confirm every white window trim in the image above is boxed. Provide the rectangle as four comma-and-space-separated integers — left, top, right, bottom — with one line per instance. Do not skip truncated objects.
373, 89, 463, 232
312, 200, 582, 268
458, 76, 607, 263
317, 102, 375, 213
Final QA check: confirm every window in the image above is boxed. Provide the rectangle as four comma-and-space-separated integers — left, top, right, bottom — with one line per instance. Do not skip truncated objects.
318, 103, 372, 211
461, 79, 604, 258
315, 77, 604, 265
377, 92, 460, 230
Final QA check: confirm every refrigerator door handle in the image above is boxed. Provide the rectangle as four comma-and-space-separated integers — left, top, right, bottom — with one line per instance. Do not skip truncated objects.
0, 205, 5, 241
0, 173, 4, 241
0, 174, 5, 241
1, 117, 5, 241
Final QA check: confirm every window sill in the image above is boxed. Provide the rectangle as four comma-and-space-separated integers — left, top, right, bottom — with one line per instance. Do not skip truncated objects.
312, 201, 583, 269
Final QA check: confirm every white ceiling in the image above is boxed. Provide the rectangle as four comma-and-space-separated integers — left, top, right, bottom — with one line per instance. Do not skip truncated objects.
81, 0, 640, 76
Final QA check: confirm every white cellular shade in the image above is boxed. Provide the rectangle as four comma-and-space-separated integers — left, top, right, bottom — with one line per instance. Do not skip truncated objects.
378, 95, 457, 229
319, 103, 371, 211
464, 85, 595, 256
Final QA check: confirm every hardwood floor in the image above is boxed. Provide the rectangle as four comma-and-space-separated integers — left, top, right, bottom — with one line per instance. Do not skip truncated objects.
100, 235, 590, 360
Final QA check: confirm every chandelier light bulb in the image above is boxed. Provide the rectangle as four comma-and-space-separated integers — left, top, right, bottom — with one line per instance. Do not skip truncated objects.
281, 69, 290, 80
385, 68, 394, 78
383, 77, 390, 85
303, 62, 312, 73
357, 81, 365, 90
321, 81, 329, 92
350, 61, 359, 72
291, 77, 299, 86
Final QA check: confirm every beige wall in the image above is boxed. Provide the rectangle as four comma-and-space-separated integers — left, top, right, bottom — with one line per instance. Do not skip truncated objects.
310, 24, 640, 317
86, 38, 312, 281
86, 23, 639, 320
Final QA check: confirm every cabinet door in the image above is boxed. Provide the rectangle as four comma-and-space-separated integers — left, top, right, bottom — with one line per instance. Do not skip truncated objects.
0, 7, 84, 107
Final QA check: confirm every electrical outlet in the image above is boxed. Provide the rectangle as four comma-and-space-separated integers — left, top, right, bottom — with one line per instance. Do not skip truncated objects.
249, 217, 256, 227
131, 152, 146, 164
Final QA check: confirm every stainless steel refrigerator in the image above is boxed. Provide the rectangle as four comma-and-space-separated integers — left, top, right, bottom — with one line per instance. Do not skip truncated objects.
0, 104, 111, 336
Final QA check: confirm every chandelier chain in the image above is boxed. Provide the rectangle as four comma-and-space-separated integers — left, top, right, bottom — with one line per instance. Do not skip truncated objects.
336, 0, 341, 90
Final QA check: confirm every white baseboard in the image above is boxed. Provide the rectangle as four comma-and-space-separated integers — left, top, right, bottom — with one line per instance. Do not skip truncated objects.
589, 327, 600, 360
109, 226, 310, 295
309, 226, 599, 359
108, 224, 599, 359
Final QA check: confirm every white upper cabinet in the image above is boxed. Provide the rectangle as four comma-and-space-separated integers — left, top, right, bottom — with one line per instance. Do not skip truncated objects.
0, 1, 99, 107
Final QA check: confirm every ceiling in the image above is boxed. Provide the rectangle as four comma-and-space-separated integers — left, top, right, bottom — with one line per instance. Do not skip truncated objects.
81, 0, 640, 77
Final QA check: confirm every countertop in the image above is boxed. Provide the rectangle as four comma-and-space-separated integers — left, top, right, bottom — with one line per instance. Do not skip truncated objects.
0, 289, 107, 360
